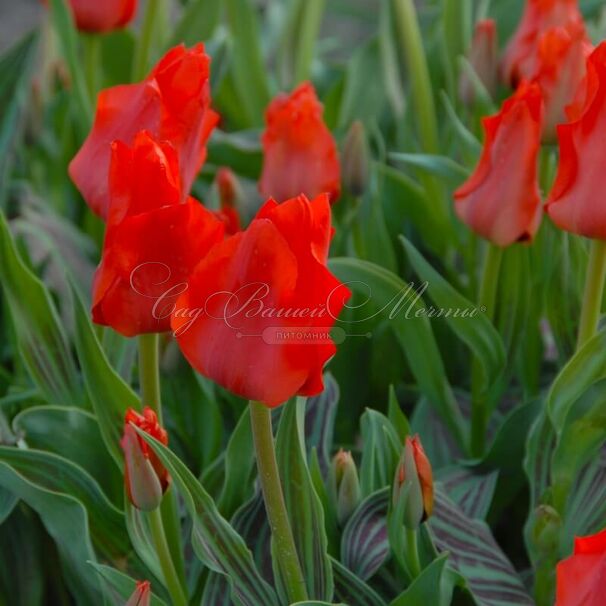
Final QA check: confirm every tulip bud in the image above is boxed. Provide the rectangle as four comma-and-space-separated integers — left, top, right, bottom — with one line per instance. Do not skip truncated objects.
392, 435, 433, 529
342, 121, 370, 197
214, 167, 242, 234
333, 449, 361, 525
531, 505, 562, 555
121, 407, 170, 511
459, 19, 498, 105
125, 580, 151, 606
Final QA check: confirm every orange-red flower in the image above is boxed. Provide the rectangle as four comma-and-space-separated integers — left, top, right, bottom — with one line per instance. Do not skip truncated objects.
501, 0, 588, 87
69, 44, 218, 219
454, 82, 543, 246
259, 82, 340, 204
171, 194, 351, 407
546, 43, 606, 239
531, 24, 592, 141
92, 131, 224, 337
121, 407, 169, 511
42, 0, 137, 32
125, 581, 151, 606
555, 527, 606, 606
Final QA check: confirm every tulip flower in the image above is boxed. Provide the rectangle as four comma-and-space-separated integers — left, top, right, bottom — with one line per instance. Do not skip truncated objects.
454, 81, 543, 247
501, 0, 588, 87
259, 82, 341, 204
42, 0, 137, 33
531, 24, 592, 141
171, 193, 351, 407
125, 580, 151, 606
546, 43, 606, 239
459, 19, 499, 105
92, 131, 224, 337
69, 43, 219, 219
214, 167, 242, 235
392, 435, 433, 529
332, 449, 361, 525
121, 407, 169, 511
555, 527, 606, 605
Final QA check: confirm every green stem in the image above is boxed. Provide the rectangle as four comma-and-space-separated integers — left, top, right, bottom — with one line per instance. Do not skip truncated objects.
470, 243, 503, 457
249, 401, 308, 603
294, 0, 326, 84
148, 508, 188, 606
405, 528, 421, 578
83, 34, 100, 105
576, 239, 606, 349
138, 334, 187, 590
132, 0, 163, 81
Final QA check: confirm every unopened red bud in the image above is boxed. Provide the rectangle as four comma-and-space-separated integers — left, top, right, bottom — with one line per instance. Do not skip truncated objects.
125, 580, 151, 606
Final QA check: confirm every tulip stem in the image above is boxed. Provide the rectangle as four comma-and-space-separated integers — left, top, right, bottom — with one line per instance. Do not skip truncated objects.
470, 243, 503, 457
83, 34, 100, 105
132, 0, 163, 81
249, 401, 308, 603
405, 528, 422, 578
148, 508, 188, 606
577, 239, 606, 349
138, 334, 187, 592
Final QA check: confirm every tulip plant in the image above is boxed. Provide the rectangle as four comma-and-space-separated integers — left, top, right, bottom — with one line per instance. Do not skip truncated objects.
1, 0, 606, 605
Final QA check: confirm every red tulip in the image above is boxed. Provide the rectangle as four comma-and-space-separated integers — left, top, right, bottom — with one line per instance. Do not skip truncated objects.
121, 407, 169, 511
501, 0, 588, 87
531, 24, 592, 141
555, 527, 606, 606
69, 43, 219, 219
546, 43, 606, 239
42, 0, 137, 33
259, 82, 341, 204
171, 194, 351, 407
92, 131, 224, 337
454, 82, 544, 246
125, 580, 151, 606
214, 167, 242, 235
459, 19, 499, 105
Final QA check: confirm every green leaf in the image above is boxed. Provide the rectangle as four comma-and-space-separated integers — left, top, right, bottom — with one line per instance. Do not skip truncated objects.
328, 257, 467, 450
171, 0, 222, 47
207, 129, 263, 180
547, 327, 606, 432
134, 428, 280, 606
0, 32, 39, 206
0, 461, 101, 605
331, 558, 386, 606
430, 485, 533, 606
341, 488, 390, 580
0, 212, 82, 406
401, 237, 506, 395
0, 486, 17, 525
71, 283, 140, 468
387, 386, 410, 443
388, 153, 469, 183
89, 562, 168, 606
389, 554, 454, 606
276, 399, 333, 600
224, 0, 271, 126
12, 405, 122, 506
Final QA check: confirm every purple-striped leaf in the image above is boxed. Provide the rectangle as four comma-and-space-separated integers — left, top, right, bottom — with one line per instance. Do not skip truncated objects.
436, 466, 498, 520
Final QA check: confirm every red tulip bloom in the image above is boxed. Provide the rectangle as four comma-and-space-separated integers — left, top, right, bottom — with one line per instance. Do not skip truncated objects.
92, 131, 224, 337
41, 0, 137, 33
259, 82, 341, 204
502, 0, 588, 87
214, 167, 242, 235
172, 194, 351, 407
555, 528, 606, 606
121, 408, 169, 511
531, 24, 592, 141
454, 82, 543, 246
125, 581, 151, 606
69, 43, 218, 219
546, 43, 606, 239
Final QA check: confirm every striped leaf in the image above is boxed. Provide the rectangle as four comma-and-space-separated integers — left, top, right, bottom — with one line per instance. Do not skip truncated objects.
89, 563, 167, 606
201, 572, 232, 606
341, 488, 390, 580
429, 486, 533, 606
135, 429, 280, 606
436, 466, 498, 520
0, 212, 82, 406
276, 399, 333, 601
305, 373, 339, 476
331, 558, 386, 606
